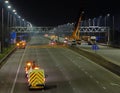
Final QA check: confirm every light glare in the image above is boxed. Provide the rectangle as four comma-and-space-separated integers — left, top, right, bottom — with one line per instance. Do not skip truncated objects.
5, 0, 9, 3
18, 16, 21, 18
8, 5, 11, 9
13, 9, 16, 12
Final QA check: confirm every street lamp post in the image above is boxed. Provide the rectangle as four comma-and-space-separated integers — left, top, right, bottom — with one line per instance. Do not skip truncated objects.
97, 16, 102, 26
22, 19, 25, 27
106, 14, 110, 46
6, 11, 10, 47
112, 16, 115, 43
88, 18, 91, 26
6, 4, 12, 47
2, 0, 29, 46
97, 16, 102, 42
93, 18, 96, 26
1, 8, 4, 53
19, 18, 21, 27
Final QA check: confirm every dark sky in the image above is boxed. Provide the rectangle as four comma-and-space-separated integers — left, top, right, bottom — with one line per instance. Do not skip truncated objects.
9, 0, 119, 26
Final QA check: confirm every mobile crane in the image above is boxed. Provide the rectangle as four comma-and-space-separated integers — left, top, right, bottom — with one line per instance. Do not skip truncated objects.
66, 11, 96, 45
66, 11, 84, 45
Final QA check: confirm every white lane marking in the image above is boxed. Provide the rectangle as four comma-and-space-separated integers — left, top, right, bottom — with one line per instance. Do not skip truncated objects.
96, 80, 99, 84
61, 48, 108, 91
69, 81, 72, 85
110, 83, 120, 87
103, 86, 107, 90
81, 68, 85, 71
89, 75, 93, 78
10, 47, 27, 93
85, 71, 88, 74
78, 65, 81, 68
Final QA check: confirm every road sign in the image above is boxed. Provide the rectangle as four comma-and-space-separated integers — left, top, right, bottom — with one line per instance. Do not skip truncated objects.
92, 44, 99, 51
10, 32, 16, 44
10, 32, 16, 39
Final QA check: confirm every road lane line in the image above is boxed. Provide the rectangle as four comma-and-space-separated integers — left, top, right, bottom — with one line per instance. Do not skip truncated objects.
103, 86, 107, 90
89, 75, 93, 78
61, 47, 109, 92
10, 47, 27, 93
95, 80, 99, 84
85, 71, 88, 74
81, 68, 85, 71
46, 48, 76, 93
110, 83, 120, 87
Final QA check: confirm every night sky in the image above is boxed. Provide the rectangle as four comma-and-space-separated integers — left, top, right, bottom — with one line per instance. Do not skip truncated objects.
9, 0, 119, 26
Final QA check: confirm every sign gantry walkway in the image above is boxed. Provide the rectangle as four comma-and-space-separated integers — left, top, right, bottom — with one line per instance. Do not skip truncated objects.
10, 26, 54, 33
10, 26, 109, 35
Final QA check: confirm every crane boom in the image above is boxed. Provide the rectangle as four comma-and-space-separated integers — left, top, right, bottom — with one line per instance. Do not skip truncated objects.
68, 11, 84, 45
72, 11, 84, 40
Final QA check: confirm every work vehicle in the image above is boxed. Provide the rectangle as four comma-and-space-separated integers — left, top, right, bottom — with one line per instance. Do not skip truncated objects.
27, 69, 46, 89
65, 11, 96, 45
24, 60, 36, 75
87, 36, 96, 45
24, 60, 47, 90
63, 37, 68, 44
49, 39, 57, 45
66, 11, 84, 45
16, 40, 26, 49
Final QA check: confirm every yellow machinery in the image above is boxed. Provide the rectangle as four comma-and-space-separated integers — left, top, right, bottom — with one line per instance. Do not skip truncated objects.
65, 11, 96, 45
67, 11, 84, 45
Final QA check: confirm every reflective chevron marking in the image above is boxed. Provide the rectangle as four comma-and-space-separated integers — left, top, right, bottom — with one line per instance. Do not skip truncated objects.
29, 69, 45, 87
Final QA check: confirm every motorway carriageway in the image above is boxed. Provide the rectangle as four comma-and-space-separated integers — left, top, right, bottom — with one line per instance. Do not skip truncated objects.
0, 34, 120, 93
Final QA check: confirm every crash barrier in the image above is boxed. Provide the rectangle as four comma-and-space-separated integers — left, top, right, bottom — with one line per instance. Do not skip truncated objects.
0, 47, 16, 67
69, 46, 120, 76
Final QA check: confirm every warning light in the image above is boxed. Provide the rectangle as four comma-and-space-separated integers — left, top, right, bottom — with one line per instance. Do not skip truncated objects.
27, 63, 32, 66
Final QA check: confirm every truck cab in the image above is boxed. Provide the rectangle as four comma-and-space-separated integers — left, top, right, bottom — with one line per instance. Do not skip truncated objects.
16, 40, 26, 49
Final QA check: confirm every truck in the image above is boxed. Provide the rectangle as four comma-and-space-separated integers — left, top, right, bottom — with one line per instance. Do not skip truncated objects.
24, 60, 47, 90
16, 40, 26, 49
81, 35, 96, 45
27, 69, 46, 90
87, 36, 96, 45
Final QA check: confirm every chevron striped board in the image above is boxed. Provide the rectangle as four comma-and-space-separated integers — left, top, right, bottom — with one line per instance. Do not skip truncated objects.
28, 69, 45, 89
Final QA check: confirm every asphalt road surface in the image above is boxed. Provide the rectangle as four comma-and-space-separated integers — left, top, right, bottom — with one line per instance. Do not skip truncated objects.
0, 34, 120, 93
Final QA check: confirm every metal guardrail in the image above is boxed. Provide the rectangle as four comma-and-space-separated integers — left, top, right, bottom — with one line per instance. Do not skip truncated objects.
69, 46, 120, 76
0, 47, 16, 67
